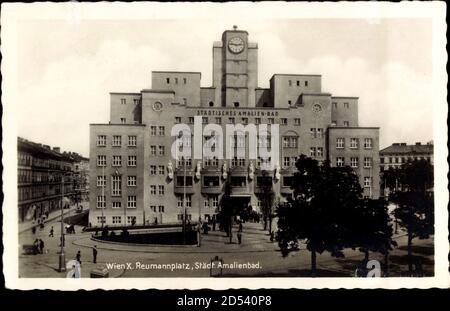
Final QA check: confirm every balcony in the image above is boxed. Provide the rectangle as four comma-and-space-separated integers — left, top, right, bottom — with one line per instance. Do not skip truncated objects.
201, 175, 222, 194
174, 174, 195, 194
254, 175, 274, 194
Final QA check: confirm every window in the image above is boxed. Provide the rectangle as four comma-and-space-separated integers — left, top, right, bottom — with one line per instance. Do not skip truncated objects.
177, 196, 183, 208
283, 136, 298, 148
288, 100, 292, 106
112, 202, 121, 209
166, 77, 170, 84
310, 147, 316, 157
336, 157, 345, 167
211, 195, 219, 208
127, 216, 137, 224
257, 176, 272, 187
296, 80, 300, 86
97, 175, 106, 187
255, 118, 261, 125
175, 117, 182, 124
97, 195, 106, 209
343, 121, 350, 127
364, 157, 372, 168
158, 146, 165, 156
121, 98, 126, 105
305, 81, 309, 87
150, 126, 157, 136
175, 77, 178, 84
150, 145, 156, 156
112, 135, 122, 147
150, 205, 157, 212
331, 120, 337, 126
332, 102, 337, 109
281, 118, 288, 125
230, 176, 247, 187
150, 165, 157, 175
128, 155, 137, 167
215, 117, 221, 124
234, 102, 239, 107
112, 155, 122, 167
158, 185, 165, 195
203, 176, 220, 187
317, 147, 323, 157
127, 196, 137, 208
283, 157, 290, 167
128, 135, 137, 147
128, 176, 137, 187
176, 176, 193, 187
202, 117, 208, 124
364, 177, 372, 187
97, 155, 106, 167
111, 175, 121, 196
150, 185, 156, 195
158, 165, 165, 175
350, 138, 359, 149
344, 102, 349, 108
242, 117, 248, 125
364, 138, 373, 149
350, 157, 359, 168
294, 118, 301, 126
133, 99, 140, 105
120, 118, 126, 124
288, 80, 292, 86
291, 156, 298, 166
183, 78, 187, 84
188, 117, 195, 124
316, 128, 323, 138
97, 216, 106, 224
183, 98, 187, 105
336, 138, 345, 149
97, 135, 107, 147
112, 216, 122, 224
158, 206, 165, 213
228, 117, 235, 124
268, 118, 274, 124
209, 101, 214, 107
158, 126, 165, 136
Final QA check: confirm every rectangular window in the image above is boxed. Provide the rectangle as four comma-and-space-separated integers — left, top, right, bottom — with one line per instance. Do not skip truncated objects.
150, 165, 157, 175
296, 80, 300, 86
175, 77, 178, 84
203, 176, 220, 187
97, 135, 107, 147
364, 157, 372, 168
364, 138, 373, 149
127, 216, 137, 224
257, 176, 272, 187
281, 118, 288, 125
230, 176, 247, 187
336, 138, 345, 149
166, 78, 170, 84
350, 157, 359, 168
133, 99, 140, 105
215, 117, 221, 124
310, 128, 316, 138
150, 145, 156, 156
97, 195, 106, 209
343, 121, 350, 127
150, 185, 156, 195
97, 155, 106, 167
121, 98, 126, 105
176, 176, 193, 187
128, 155, 137, 167
112, 135, 122, 147
158, 185, 164, 195
177, 196, 183, 208
202, 117, 208, 124
294, 118, 301, 126
364, 177, 372, 187
255, 118, 261, 125
111, 175, 121, 196
350, 138, 359, 149
150, 205, 156, 212
112, 202, 121, 209
97, 175, 106, 187
158, 145, 165, 156
211, 195, 219, 208
150, 126, 157, 136
112, 155, 122, 167
112, 216, 122, 224
228, 117, 235, 124
128, 135, 137, 147
188, 117, 195, 124
242, 117, 248, 125
127, 196, 137, 208
305, 81, 309, 87
183, 78, 187, 84
127, 176, 137, 187
175, 117, 181, 124
344, 102, 349, 108
332, 102, 337, 109
317, 128, 323, 138
310, 147, 316, 157
283, 157, 290, 168
158, 165, 165, 175
120, 118, 126, 124
317, 147, 323, 157
97, 216, 106, 224
288, 80, 292, 86
158, 126, 165, 136
291, 156, 297, 166
268, 118, 274, 124
158, 206, 165, 213
336, 157, 345, 167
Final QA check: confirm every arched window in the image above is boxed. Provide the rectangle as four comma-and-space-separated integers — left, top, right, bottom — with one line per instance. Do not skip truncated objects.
209, 101, 214, 107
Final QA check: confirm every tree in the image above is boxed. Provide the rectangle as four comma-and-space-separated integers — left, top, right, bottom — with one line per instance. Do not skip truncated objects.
276, 155, 363, 276
390, 159, 434, 273
218, 175, 237, 243
258, 170, 275, 234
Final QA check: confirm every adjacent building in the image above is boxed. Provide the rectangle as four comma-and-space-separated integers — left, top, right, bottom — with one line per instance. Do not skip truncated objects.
17, 137, 88, 222
89, 27, 380, 227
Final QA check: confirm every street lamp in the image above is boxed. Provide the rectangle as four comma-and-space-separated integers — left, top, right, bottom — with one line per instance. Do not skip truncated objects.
58, 172, 71, 272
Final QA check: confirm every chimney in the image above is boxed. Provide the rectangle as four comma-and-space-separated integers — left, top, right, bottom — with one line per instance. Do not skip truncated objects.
392, 143, 399, 146
43, 144, 50, 150
401, 143, 407, 146
415, 142, 421, 146
53, 147, 61, 153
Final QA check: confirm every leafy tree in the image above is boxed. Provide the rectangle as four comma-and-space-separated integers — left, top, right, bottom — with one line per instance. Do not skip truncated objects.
276, 155, 363, 276
390, 159, 434, 273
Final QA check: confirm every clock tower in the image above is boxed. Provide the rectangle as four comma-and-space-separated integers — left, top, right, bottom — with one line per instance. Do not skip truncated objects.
212, 26, 258, 108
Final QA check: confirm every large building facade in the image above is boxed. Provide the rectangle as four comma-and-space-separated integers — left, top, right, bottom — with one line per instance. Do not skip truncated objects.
89, 28, 380, 227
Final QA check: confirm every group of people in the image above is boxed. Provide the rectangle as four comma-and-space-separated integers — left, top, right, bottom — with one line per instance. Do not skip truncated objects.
32, 238, 45, 254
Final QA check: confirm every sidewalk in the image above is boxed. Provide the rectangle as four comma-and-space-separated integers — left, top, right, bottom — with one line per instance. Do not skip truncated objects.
19, 204, 83, 234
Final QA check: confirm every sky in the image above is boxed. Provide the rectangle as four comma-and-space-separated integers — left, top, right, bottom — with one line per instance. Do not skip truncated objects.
14, 15, 433, 157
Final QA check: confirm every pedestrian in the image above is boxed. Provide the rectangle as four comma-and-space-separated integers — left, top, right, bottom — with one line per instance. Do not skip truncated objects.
238, 222, 243, 232
92, 245, 98, 264
212, 218, 216, 231
237, 231, 242, 244
33, 239, 39, 255
31, 226, 36, 235
49, 226, 54, 237
39, 239, 45, 254
76, 250, 82, 266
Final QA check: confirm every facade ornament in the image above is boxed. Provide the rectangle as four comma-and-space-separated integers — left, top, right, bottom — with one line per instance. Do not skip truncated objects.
167, 161, 174, 180
195, 161, 202, 180
274, 162, 281, 181
222, 161, 228, 180
248, 161, 255, 180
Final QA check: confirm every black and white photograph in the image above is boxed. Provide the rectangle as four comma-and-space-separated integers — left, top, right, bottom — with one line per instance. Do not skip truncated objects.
1, 2, 448, 290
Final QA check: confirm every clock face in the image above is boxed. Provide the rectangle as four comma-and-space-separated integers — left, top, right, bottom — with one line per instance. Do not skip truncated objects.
312, 103, 322, 113
228, 37, 245, 54
152, 101, 163, 112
